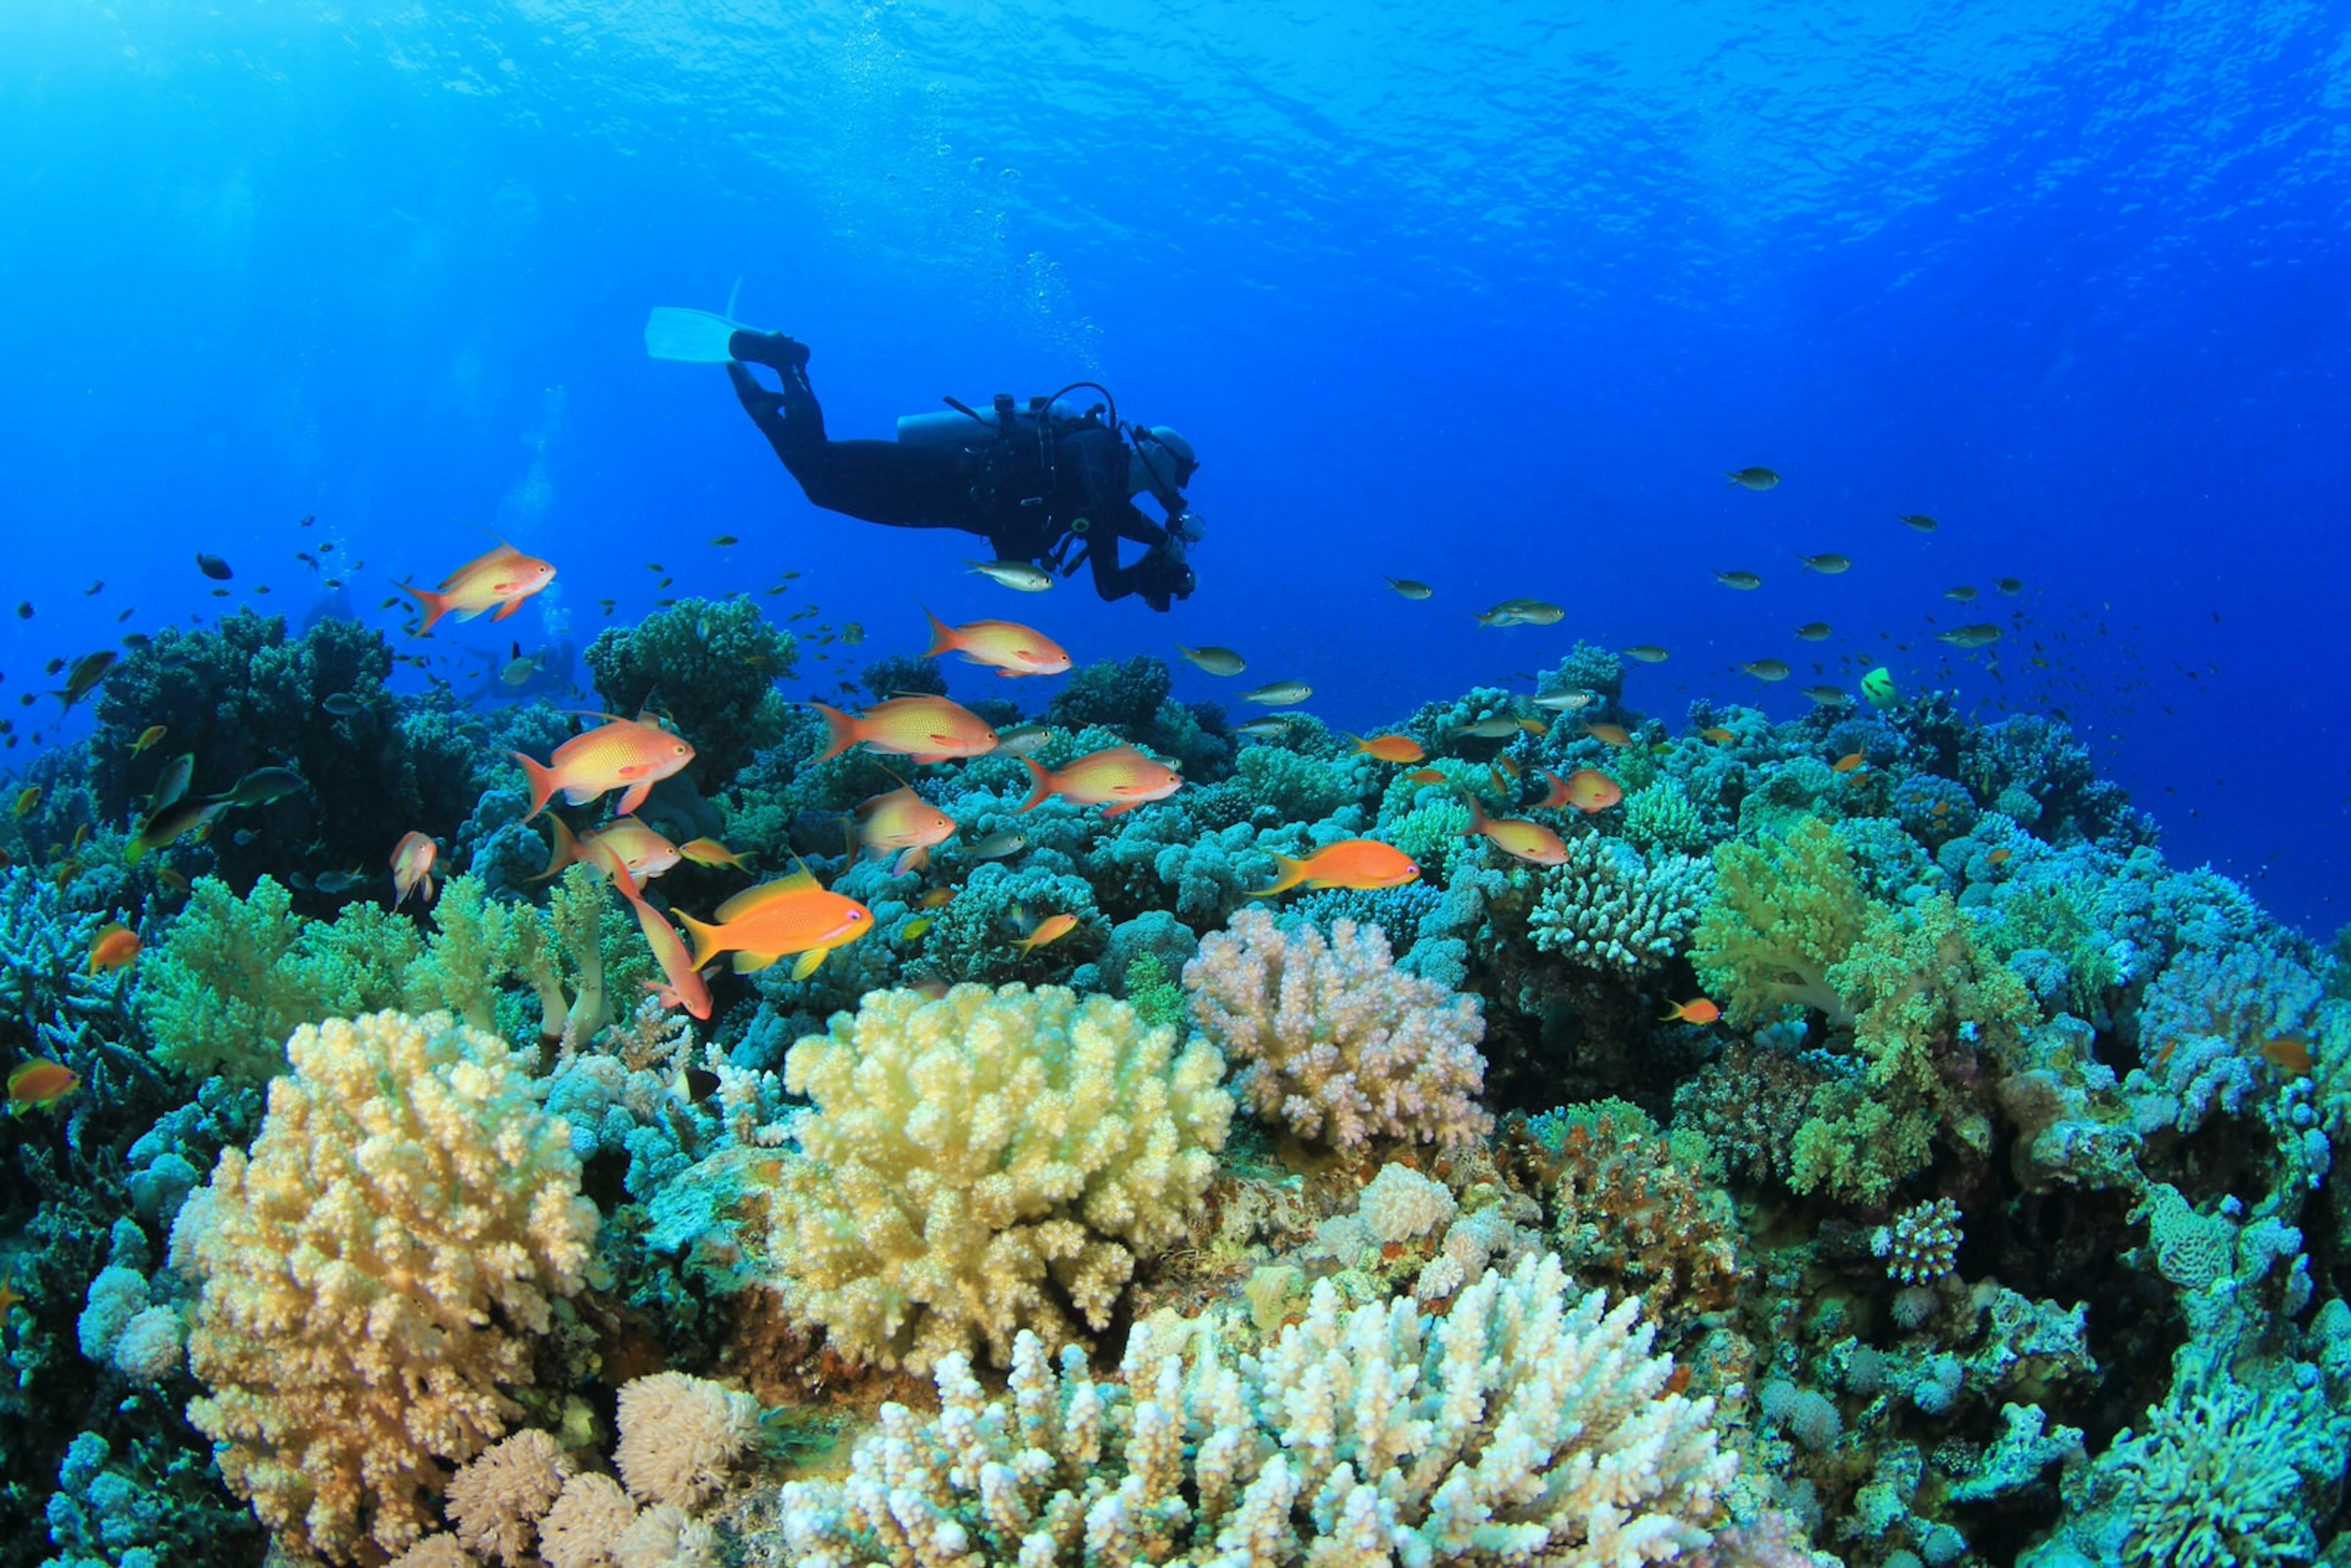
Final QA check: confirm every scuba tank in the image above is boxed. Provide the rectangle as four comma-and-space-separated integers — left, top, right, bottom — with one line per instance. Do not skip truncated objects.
896, 392, 1093, 446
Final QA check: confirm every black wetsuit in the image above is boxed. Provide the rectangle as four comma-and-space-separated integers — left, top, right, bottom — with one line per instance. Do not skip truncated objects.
727, 335, 1194, 610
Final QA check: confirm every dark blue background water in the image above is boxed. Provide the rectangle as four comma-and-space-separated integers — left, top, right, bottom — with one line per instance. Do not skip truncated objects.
2, 3, 2343, 933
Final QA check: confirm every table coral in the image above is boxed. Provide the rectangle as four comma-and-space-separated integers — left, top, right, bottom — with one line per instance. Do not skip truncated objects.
171, 1010, 600, 1564
774, 1251, 1735, 1567
1185, 907, 1493, 1153
760, 984, 1231, 1371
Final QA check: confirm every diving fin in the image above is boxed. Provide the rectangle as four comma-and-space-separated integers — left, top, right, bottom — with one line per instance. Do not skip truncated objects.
644, 307, 751, 364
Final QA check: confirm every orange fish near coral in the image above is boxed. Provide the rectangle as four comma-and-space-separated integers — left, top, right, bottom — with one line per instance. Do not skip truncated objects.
1250, 839, 1422, 896
1832, 753, 1868, 774
921, 608, 1071, 677
1660, 998, 1721, 1025
1584, 722, 1633, 748
1699, 727, 1736, 745
86, 924, 140, 973
389, 831, 438, 909
7, 1058, 78, 1116
856, 785, 958, 874
580, 836, 712, 1021
539, 816, 680, 885
676, 870, 872, 981
511, 715, 696, 819
809, 696, 999, 765
2263, 1037, 2311, 1077
1019, 746, 1183, 817
1404, 768, 1450, 786
398, 541, 557, 633
1017, 912, 1080, 952
1458, 792, 1568, 866
1538, 768, 1622, 814
1347, 733, 1427, 764
677, 838, 750, 870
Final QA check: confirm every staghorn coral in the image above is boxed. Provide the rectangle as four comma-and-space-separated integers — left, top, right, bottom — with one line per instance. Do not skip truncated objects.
1185, 907, 1493, 1153
1691, 817, 1871, 1028
171, 1010, 601, 1564
1527, 835, 1712, 975
760, 984, 1232, 1371
774, 1251, 1736, 1567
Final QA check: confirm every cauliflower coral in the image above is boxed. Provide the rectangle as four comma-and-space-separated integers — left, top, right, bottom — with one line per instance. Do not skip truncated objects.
763, 983, 1232, 1371
171, 1010, 601, 1564
1185, 907, 1491, 1152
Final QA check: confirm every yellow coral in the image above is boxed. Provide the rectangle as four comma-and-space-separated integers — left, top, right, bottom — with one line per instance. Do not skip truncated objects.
173, 1011, 601, 1564
1691, 817, 1870, 1028
763, 983, 1232, 1371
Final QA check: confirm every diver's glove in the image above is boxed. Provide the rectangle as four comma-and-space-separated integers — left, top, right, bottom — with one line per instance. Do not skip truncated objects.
726, 330, 811, 370
1136, 541, 1196, 612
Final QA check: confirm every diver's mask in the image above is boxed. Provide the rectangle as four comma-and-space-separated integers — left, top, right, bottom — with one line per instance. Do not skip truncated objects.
1128, 424, 1199, 505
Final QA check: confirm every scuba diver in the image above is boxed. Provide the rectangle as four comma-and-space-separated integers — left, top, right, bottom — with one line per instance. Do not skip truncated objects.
719, 329, 1202, 610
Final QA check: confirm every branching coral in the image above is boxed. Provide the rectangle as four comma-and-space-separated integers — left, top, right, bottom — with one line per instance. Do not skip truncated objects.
1185, 907, 1493, 1153
584, 595, 795, 785
775, 1251, 1736, 1567
761, 984, 1232, 1371
1541, 1114, 1747, 1337
172, 1010, 600, 1563
1528, 836, 1712, 975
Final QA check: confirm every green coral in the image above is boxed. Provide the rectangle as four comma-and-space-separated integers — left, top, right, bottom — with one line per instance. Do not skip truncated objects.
1690, 817, 1871, 1028
140, 876, 419, 1081
1120, 950, 1186, 1029
1234, 744, 1360, 822
1789, 894, 2038, 1203
584, 594, 795, 784
1621, 778, 1708, 856
405, 868, 623, 1048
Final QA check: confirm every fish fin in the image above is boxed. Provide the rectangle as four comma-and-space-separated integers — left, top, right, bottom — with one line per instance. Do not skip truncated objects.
1100, 800, 1141, 819
732, 951, 779, 973
532, 816, 582, 881
509, 751, 560, 820
808, 701, 859, 762
422, 872, 435, 904
397, 582, 450, 634
615, 781, 653, 816
490, 596, 524, 621
891, 846, 928, 876
920, 606, 958, 659
677, 910, 727, 971
792, 948, 827, 982
1018, 757, 1056, 813
1246, 853, 1306, 898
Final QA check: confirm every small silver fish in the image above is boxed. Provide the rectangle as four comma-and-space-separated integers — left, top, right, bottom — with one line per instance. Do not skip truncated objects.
1895, 513, 1938, 533
1737, 659, 1791, 682
1725, 467, 1780, 490
1620, 645, 1670, 664
1532, 689, 1597, 711
967, 829, 1029, 858
993, 724, 1054, 756
211, 767, 307, 808
1240, 680, 1313, 707
321, 691, 366, 716
1177, 645, 1248, 677
1233, 717, 1296, 738
1798, 686, 1850, 705
1474, 599, 1564, 628
1452, 716, 1525, 738
1712, 571, 1764, 590
1797, 553, 1852, 575
965, 559, 1054, 591
1383, 576, 1434, 600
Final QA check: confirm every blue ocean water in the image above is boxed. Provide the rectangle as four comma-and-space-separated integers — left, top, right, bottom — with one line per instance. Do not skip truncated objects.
2, 2, 2342, 931
6, 7, 2351, 1568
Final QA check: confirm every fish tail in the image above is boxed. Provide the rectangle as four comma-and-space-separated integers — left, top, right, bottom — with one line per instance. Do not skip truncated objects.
1247, 853, 1307, 898
398, 581, 451, 634
920, 606, 958, 659
677, 910, 727, 972
533, 816, 582, 880
808, 702, 860, 762
1018, 757, 1057, 813
509, 751, 560, 820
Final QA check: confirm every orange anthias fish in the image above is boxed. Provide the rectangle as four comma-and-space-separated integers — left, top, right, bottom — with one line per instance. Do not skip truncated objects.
1347, 733, 1427, 764
539, 816, 681, 885
922, 607, 1072, 677
857, 785, 958, 874
1832, 752, 1868, 774
677, 870, 874, 981
1538, 767, 1622, 814
86, 924, 140, 973
1017, 912, 1081, 952
1404, 768, 1450, 785
809, 696, 999, 764
580, 836, 712, 1021
390, 831, 439, 909
2264, 1036, 2312, 1077
1250, 839, 1422, 896
511, 715, 696, 819
1458, 792, 1568, 866
1699, 727, 1736, 745
1019, 746, 1183, 817
398, 541, 557, 633
677, 838, 751, 870
1660, 998, 1722, 1025
8, 1057, 80, 1116
1584, 722, 1633, 748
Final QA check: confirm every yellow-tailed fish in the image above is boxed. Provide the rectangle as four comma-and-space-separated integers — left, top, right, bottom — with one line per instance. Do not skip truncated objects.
1458, 790, 1568, 866
676, 870, 872, 981
1017, 912, 1079, 952
130, 724, 168, 754
677, 837, 751, 870
1249, 839, 1421, 896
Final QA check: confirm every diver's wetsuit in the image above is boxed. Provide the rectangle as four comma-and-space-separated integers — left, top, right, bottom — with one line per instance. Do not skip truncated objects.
727, 334, 1193, 610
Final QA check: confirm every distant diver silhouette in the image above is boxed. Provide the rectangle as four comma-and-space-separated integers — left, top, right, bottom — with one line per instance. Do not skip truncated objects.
713, 325, 1202, 611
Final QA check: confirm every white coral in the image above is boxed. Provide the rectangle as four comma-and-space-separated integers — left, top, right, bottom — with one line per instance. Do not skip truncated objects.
448, 1429, 572, 1567
613, 1372, 762, 1511
1357, 1162, 1457, 1243
775, 1250, 1734, 1566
